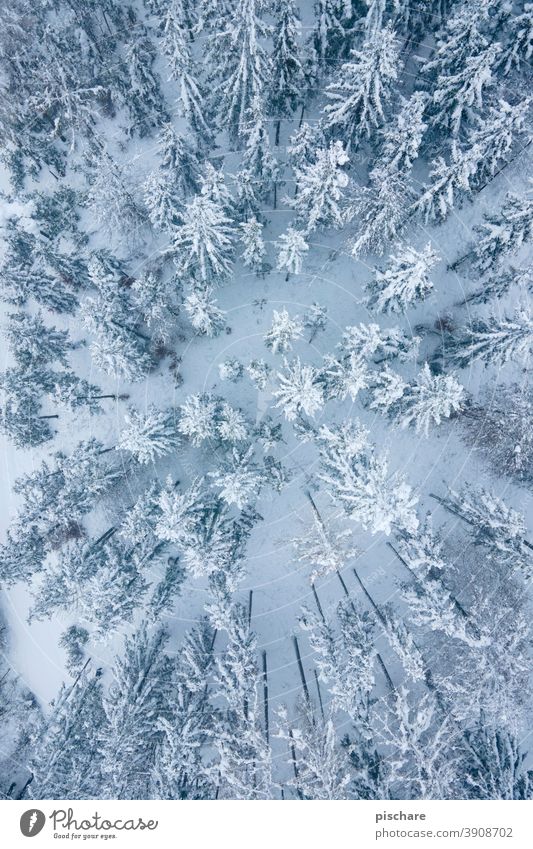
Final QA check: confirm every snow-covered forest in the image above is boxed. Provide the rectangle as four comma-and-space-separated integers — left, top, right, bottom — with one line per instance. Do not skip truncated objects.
0, 0, 532, 801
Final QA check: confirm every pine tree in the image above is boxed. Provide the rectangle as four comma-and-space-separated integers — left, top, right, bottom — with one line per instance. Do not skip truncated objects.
323, 26, 400, 150
277, 227, 309, 277
144, 125, 200, 232
378, 92, 427, 176
472, 193, 533, 274
396, 364, 466, 436
184, 287, 226, 336
152, 620, 217, 799
214, 604, 271, 798
430, 42, 500, 137
29, 667, 106, 799
274, 357, 324, 420
445, 310, 533, 369
117, 405, 180, 464
172, 194, 236, 286
291, 501, 354, 582
214, 0, 271, 147
498, 3, 533, 75
278, 700, 350, 799
264, 307, 303, 353
304, 302, 328, 342
123, 28, 167, 138
366, 243, 439, 314
101, 627, 172, 799
412, 141, 481, 224
317, 420, 419, 535
209, 445, 264, 508
159, 1, 214, 148
269, 0, 305, 145
431, 486, 533, 578
288, 140, 349, 234
240, 217, 266, 271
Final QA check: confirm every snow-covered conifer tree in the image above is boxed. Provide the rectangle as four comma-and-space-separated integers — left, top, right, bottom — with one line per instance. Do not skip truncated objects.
172, 194, 236, 286
366, 243, 439, 314
101, 627, 172, 799
29, 667, 106, 799
378, 92, 427, 176
445, 309, 533, 369
269, 0, 305, 144
274, 357, 324, 420
412, 142, 481, 224
209, 446, 264, 508
184, 287, 226, 336
472, 193, 533, 274
117, 405, 180, 464
264, 307, 303, 353
323, 26, 400, 150
214, 0, 271, 147
396, 364, 466, 436
317, 420, 419, 535
288, 140, 349, 234
277, 226, 309, 277
240, 217, 266, 271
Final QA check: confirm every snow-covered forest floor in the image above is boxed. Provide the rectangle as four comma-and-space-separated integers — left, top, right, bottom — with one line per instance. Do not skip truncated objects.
1, 0, 533, 800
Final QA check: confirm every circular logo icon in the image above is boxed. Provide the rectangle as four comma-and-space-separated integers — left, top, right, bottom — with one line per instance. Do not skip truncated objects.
20, 810, 46, 837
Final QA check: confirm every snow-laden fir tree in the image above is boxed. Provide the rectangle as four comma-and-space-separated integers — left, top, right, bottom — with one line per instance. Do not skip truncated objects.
214, 603, 271, 798
462, 381, 533, 484
213, 0, 271, 147
467, 99, 530, 190
378, 687, 461, 799
288, 140, 349, 234
290, 495, 354, 582
394, 517, 485, 647
219, 357, 244, 382
287, 121, 325, 172
209, 445, 264, 508
320, 350, 370, 403
59, 625, 89, 674
117, 405, 180, 464
351, 168, 407, 256
159, 0, 214, 148
317, 420, 419, 535
471, 192, 533, 274
184, 286, 226, 336
394, 363, 466, 436
309, 0, 356, 74
377, 91, 427, 176
304, 302, 328, 342
29, 666, 106, 799
241, 99, 279, 200
152, 619, 217, 799
464, 721, 533, 799
366, 243, 439, 314
172, 193, 236, 287
498, 3, 533, 75
431, 486, 533, 578
100, 627, 172, 799
277, 701, 350, 799
269, 0, 305, 145
274, 357, 324, 420
122, 28, 167, 138
246, 358, 272, 390
429, 42, 500, 137
264, 307, 303, 353
444, 309, 533, 369
337, 321, 419, 364
144, 124, 201, 232
277, 226, 309, 277
5, 438, 120, 560
240, 217, 266, 271
30, 538, 150, 639
86, 148, 147, 244
323, 26, 400, 150
412, 141, 481, 224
